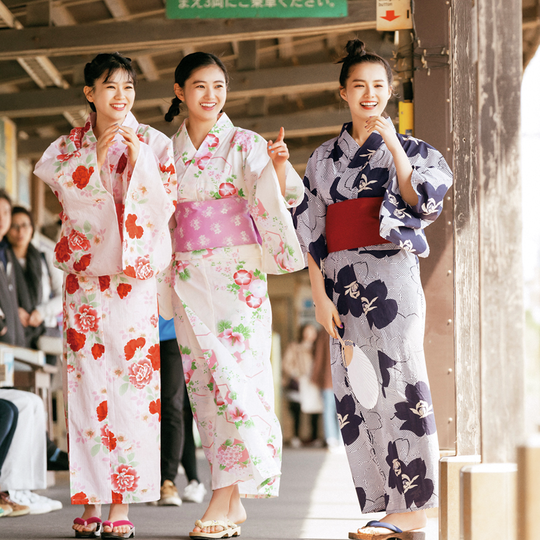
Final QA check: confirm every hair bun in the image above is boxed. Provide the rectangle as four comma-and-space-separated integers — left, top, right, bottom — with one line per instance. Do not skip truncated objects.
345, 39, 366, 58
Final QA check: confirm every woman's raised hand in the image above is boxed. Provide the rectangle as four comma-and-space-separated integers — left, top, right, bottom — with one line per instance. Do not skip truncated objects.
118, 125, 140, 167
96, 123, 119, 170
267, 127, 289, 165
365, 115, 396, 149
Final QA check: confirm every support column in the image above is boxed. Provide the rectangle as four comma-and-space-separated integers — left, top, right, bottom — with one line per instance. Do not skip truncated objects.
461, 464, 517, 540
517, 436, 540, 540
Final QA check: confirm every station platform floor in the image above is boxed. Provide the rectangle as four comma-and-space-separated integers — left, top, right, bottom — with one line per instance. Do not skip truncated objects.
0, 446, 437, 539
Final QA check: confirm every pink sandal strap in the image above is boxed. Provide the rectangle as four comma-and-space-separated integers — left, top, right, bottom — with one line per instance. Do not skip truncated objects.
103, 520, 134, 528
74, 517, 102, 526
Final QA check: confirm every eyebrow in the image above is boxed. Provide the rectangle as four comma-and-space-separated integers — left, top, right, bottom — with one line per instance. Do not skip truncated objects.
191, 80, 226, 84
351, 79, 387, 83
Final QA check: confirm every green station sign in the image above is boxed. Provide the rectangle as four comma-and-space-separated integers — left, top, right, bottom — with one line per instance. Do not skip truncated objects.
166, 0, 347, 19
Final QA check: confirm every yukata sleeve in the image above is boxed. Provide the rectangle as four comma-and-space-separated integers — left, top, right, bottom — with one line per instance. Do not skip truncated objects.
380, 137, 453, 257
241, 130, 305, 274
121, 126, 176, 280
34, 131, 124, 276
291, 149, 329, 270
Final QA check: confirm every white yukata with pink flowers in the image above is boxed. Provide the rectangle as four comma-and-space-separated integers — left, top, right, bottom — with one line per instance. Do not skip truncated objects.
169, 113, 304, 497
34, 112, 176, 505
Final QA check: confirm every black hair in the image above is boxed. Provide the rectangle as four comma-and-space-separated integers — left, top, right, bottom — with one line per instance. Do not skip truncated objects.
11, 206, 35, 236
164, 52, 229, 122
0, 188, 12, 208
337, 39, 393, 88
84, 52, 137, 112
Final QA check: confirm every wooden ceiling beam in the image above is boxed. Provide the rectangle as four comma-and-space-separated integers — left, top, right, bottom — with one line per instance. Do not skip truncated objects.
1, 62, 341, 117
0, 1, 375, 61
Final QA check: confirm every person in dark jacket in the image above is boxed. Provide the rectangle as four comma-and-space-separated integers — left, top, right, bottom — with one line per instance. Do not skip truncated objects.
0, 189, 25, 347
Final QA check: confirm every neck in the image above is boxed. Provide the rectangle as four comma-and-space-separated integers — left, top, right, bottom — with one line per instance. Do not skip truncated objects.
186, 115, 219, 150
93, 113, 125, 139
350, 118, 371, 147
11, 244, 26, 259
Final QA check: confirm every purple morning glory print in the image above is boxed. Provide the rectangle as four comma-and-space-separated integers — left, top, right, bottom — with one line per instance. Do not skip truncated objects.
334, 269, 398, 330
356, 487, 367, 511
336, 394, 363, 446
386, 441, 434, 509
378, 351, 397, 398
394, 381, 437, 437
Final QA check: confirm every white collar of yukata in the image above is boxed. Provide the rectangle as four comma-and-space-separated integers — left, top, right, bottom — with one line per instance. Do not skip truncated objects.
180, 112, 234, 140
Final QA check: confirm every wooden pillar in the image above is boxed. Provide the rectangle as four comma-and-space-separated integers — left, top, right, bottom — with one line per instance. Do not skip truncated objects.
517, 436, 540, 540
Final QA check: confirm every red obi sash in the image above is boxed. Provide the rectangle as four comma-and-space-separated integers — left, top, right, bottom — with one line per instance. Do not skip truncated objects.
326, 197, 391, 253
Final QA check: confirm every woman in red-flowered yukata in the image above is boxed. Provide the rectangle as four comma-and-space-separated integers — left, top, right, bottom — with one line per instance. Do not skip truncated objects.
34, 53, 176, 539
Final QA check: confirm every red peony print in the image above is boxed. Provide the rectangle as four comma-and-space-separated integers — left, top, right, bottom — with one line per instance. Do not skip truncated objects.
92, 343, 105, 359
233, 269, 252, 286
133, 256, 153, 280
72, 165, 94, 189
73, 254, 92, 272
99, 276, 111, 291
65, 274, 79, 294
117, 283, 132, 299
149, 399, 161, 421
100, 425, 117, 451
55, 236, 72, 263
159, 163, 176, 175
218, 182, 237, 198
111, 464, 139, 493
146, 344, 160, 371
128, 359, 154, 389
75, 304, 99, 333
71, 492, 89, 505
116, 152, 128, 175
96, 400, 108, 422
68, 230, 91, 252
66, 328, 86, 351
124, 337, 146, 361
111, 491, 123, 504
125, 214, 144, 239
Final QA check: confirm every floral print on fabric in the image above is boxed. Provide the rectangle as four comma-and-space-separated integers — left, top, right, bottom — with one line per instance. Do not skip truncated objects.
34, 112, 176, 504
292, 122, 450, 514
169, 114, 304, 498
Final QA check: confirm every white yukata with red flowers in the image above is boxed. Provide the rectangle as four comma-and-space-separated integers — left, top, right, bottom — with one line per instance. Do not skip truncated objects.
34, 112, 176, 505
169, 113, 305, 498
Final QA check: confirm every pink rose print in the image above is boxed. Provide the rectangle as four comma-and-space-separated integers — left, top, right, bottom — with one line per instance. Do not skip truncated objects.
218, 182, 238, 198
75, 304, 99, 333
231, 130, 253, 152
68, 230, 91, 252
128, 358, 154, 389
230, 407, 248, 423
233, 270, 252, 286
275, 249, 296, 272
217, 439, 250, 473
194, 153, 212, 171
125, 256, 153, 280
248, 279, 266, 299
220, 328, 245, 353
101, 425, 117, 451
111, 464, 140, 493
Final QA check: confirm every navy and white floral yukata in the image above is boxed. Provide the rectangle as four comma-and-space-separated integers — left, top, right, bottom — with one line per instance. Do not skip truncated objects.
293, 120, 452, 514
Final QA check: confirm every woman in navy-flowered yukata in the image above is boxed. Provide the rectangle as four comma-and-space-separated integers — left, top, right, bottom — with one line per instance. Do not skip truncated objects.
293, 40, 452, 539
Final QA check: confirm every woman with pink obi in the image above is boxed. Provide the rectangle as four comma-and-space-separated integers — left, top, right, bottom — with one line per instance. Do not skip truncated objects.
163, 52, 305, 539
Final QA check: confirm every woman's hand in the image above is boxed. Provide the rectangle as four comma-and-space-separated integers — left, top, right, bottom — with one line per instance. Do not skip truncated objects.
18, 307, 30, 327
365, 115, 397, 149
96, 123, 119, 170
119, 125, 140, 168
267, 127, 288, 196
314, 295, 342, 339
28, 310, 44, 327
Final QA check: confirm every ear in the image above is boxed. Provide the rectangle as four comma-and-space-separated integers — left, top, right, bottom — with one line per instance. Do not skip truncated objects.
339, 86, 348, 103
83, 86, 94, 103
174, 83, 184, 101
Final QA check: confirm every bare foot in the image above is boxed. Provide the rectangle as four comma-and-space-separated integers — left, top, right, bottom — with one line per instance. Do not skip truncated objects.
193, 486, 234, 535
103, 503, 132, 536
378, 510, 427, 532
72, 504, 101, 534
227, 485, 247, 525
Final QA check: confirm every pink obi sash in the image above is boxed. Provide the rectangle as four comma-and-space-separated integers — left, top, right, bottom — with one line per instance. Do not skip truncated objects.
174, 197, 260, 252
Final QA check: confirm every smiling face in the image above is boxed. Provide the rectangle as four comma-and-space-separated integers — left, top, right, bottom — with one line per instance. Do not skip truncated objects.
7, 212, 33, 251
339, 62, 392, 122
175, 64, 227, 125
84, 69, 135, 125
